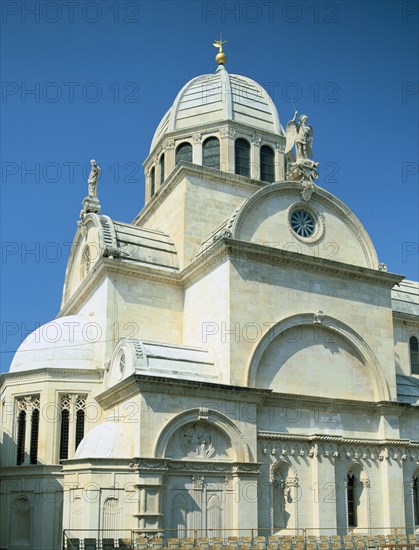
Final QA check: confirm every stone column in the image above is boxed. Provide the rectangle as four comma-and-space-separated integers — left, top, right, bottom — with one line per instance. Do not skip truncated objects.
251, 136, 261, 180
153, 155, 160, 191
219, 126, 235, 174
144, 169, 150, 202
164, 139, 175, 176
24, 406, 33, 465
68, 395, 77, 457
192, 133, 202, 165
275, 142, 285, 181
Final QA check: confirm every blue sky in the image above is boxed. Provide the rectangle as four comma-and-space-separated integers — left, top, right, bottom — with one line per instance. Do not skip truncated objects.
1, 0, 418, 371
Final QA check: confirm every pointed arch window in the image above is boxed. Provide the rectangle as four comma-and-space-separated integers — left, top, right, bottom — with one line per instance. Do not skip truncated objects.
203, 137, 220, 169
176, 142, 192, 165
414, 475, 419, 525
15, 396, 40, 465
235, 138, 250, 177
410, 336, 419, 375
347, 474, 357, 528
260, 145, 275, 182
150, 167, 155, 197
16, 410, 26, 465
59, 394, 87, 462
159, 153, 165, 185
30, 408, 40, 464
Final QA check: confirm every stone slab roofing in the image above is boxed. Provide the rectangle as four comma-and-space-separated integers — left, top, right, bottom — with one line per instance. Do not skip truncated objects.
396, 374, 419, 405
392, 279, 419, 317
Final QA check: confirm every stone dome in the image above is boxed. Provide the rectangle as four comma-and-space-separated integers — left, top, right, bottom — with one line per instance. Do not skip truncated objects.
150, 65, 282, 152
74, 418, 134, 459
9, 315, 97, 373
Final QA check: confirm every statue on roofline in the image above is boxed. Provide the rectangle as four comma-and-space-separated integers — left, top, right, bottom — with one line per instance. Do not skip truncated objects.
80, 159, 101, 218
88, 159, 101, 199
285, 111, 319, 195
285, 111, 314, 162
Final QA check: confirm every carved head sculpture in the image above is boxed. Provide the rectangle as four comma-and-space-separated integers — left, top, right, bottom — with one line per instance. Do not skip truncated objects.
300, 114, 308, 123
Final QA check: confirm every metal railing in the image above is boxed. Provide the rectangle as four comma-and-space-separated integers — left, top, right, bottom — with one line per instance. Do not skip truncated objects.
62, 529, 419, 550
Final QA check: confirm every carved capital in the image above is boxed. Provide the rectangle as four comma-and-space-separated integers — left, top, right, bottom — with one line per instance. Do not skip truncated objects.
192, 132, 202, 143
220, 126, 236, 138
163, 138, 175, 149
252, 135, 262, 146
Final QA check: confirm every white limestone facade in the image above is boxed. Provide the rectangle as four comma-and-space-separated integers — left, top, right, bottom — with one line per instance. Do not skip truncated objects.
1, 60, 419, 550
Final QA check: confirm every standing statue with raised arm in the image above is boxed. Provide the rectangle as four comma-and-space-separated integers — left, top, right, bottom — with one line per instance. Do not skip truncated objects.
285, 111, 319, 195
285, 111, 314, 161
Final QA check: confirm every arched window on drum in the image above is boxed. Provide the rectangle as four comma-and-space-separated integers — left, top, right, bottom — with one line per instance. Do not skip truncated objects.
235, 138, 250, 177
159, 153, 165, 185
202, 137, 220, 169
150, 167, 155, 197
176, 142, 193, 165
260, 145, 275, 183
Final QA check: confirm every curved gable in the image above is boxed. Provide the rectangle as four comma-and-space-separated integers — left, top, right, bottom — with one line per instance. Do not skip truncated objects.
231, 182, 379, 269
62, 214, 179, 309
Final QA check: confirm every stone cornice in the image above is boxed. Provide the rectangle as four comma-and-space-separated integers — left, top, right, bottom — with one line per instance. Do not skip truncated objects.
93, 372, 418, 415
392, 310, 419, 324
95, 373, 271, 409
0, 465, 64, 477
133, 162, 265, 227
258, 431, 419, 448
58, 257, 181, 317
58, 238, 404, 319
1, 368, 104, 383
184, 237, 404, 289
264, 390, 418, 414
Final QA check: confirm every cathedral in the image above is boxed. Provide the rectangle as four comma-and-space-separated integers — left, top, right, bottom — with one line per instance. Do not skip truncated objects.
1, 43, 419, 550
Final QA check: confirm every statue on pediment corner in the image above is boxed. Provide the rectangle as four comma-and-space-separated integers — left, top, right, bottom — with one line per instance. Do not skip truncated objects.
285, 112, 319, 184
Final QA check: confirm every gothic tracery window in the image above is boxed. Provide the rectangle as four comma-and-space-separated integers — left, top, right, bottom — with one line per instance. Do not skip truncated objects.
16, 396, 40, 465
410, 336, 419, 375
59, 394, 87, 461
235, 138, 250, 177
203, 137, 220, 169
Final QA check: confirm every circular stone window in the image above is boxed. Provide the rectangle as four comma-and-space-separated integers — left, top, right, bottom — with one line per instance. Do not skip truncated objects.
290, 209, 316, 238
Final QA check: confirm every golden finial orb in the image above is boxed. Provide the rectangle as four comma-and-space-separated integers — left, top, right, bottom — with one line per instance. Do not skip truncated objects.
213, 35, 227, 65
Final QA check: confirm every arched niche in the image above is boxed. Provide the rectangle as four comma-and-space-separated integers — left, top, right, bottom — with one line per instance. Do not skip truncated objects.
154, 408, 251, 462
165, 421, 232, 461
247, 314, 390, 402
271, 461, 298, 532
345, 463, 370, 531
